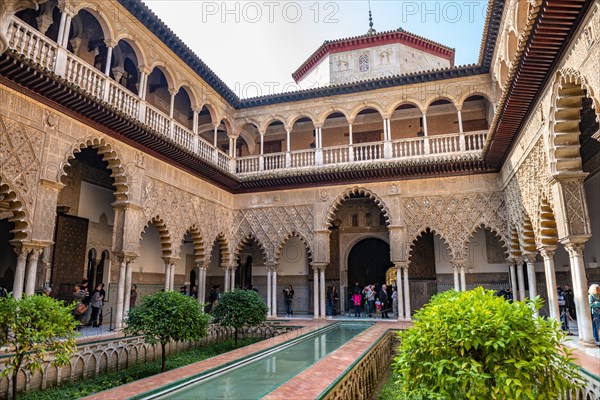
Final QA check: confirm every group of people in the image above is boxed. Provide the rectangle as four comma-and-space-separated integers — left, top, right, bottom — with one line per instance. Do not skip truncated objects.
350, 282, 398, 319
72, 277, 106, 329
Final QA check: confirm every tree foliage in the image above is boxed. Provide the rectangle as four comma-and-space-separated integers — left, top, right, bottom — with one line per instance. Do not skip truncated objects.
211, 289, 268, 346
123, 291, 210, 372
393, 288, 583, 400
0, 295, 78, 400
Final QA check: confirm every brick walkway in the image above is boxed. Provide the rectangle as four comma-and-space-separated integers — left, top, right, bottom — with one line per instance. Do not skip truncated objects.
82, 318, 598, 399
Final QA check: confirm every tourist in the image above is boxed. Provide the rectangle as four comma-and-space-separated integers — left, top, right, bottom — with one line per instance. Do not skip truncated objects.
379, 284, 390, 319
375, 298, 382, 318
392, 286, 398, 318
364, 285, 375, 318
563, 285, 576, 320
589, 284, 600, 344
326, 286, 338, 318
180, 286, 187, 295
41, 284, 52, 296
352, 286, 362, 318
73, 284, 91, 327
88, 283, 104, 327
190, 285, 198, 298
558, 287, 569, 333
130, 284, 138, 309
283, 285, 294, 317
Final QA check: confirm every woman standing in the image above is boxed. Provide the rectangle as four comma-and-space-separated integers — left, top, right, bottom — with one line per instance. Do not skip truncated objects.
589, 284, 600, 344
88, 284, 104, 327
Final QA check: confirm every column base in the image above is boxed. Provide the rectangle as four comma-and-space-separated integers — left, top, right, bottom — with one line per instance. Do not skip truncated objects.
578, 339, 598, 349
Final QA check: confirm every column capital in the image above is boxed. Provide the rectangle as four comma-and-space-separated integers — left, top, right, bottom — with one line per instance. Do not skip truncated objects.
393, 261, 409, 270
563, 241, 586, 257
548, 171, 589, 185
264, 261, 277, 269
104, 39, 119, 48
521, 252, 537, 264
451, 259, 467, 268
537, 246, 557, 260
310, 262, 327, 271
138, 64, 153, 75
118, 252, 139, 264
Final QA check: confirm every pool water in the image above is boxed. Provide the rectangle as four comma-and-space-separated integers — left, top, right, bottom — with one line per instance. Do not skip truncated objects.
140, 322, 371, 399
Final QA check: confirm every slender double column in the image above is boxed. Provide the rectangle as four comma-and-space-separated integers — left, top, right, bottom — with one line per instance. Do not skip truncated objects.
311, 263, 327, 318
516, 258, 526, 301
402, 264, 411, 320
539, 247, 559, 321
163, 257, 178, 291
196, 262, 207, 304
116, 253, 138, 329
451, 260, 467, 291
394, 262, 409, 321
12, 243, 48, 299
507, 259, 518, 300
265, 261, 277, 317
564, 241, 594, 345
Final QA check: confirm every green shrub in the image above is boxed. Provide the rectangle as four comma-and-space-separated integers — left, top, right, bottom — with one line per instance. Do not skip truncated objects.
393, 288, 582, 399
0, 295, 78, 400
123, 291, 211, 371
212, 289, 268, 346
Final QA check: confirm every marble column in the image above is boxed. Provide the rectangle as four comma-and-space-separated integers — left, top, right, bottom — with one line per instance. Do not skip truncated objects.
539, 247, 559, 321
460, 264, 467, 291
403, 264, 411, 320
115, 256, 127, 328
224, 267, 230, 292
508, 260, 518, 300
453, 263, 460, 291
164, 259, 171, 291
24, 247, 43, 296
266, 267, 272, 315
312, 264, 319, 318
516, 259, 526, 301
271, 268, 278, 317
395, 262, 406, 321
11, 245, 29, 300
319, 266, 326, 318
123, 260, 133, 318
197, 262, 206, 304
523, 253, 538, 301
564, 242, 594, 345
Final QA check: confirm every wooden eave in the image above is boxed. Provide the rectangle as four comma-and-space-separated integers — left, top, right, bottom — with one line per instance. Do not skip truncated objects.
485, 0, 593, 167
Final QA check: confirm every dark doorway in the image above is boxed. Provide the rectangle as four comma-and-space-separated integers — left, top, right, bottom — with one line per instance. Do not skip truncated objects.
0, 219, 16, 290
190, 269, 197, 289
348, 238, 391, 288
237, 256, 253, 290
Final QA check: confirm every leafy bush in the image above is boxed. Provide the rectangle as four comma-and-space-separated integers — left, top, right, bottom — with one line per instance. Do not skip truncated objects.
393, 288, 582, 399
0, 295, 78, 400
123, 291, 211, 371
212, 289, 268, 346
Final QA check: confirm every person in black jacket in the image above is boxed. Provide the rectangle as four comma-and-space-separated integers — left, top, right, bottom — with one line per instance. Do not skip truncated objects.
283, 285, 294, 317
379, 284, 390, 319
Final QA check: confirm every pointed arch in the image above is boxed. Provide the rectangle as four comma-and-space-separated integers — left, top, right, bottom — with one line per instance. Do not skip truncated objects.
549, 69, 600, 175
324, 187, 391, 228
59, 137, 130, 201
274, 231, 313, 264
538, 197, 559, 248
233, 233, 269, 263
181, 225, 205, 263
206, 233, 232, 266
409, 227, 454, 259
462, 223, 509, 261
0, 181, 29, 242
141, 216, 173, 257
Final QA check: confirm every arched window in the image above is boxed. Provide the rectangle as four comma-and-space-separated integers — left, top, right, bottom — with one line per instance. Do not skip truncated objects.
359, 54, 370, 72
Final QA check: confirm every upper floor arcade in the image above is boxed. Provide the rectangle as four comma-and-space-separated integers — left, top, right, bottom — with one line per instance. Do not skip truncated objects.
0, 0, 505, 191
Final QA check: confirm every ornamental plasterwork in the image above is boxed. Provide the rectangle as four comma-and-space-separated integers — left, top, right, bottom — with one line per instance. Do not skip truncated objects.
140, 178, 234, 260
232, 205, 315, 262
403, 192, 508, 260
504, 138, 553, 247
0, 115, 43, 226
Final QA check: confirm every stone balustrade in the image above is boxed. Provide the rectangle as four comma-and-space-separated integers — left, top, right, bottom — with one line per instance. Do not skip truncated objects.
0, 323, 296, 398
5, 16, 488, 180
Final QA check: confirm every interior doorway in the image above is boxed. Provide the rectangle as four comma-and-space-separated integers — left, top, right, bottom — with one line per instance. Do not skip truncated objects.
347, 238, 391, 288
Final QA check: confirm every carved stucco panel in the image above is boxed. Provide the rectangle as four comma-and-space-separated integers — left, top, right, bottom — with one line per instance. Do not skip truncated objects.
233, 205, 315, 262
403, 192, 508, 260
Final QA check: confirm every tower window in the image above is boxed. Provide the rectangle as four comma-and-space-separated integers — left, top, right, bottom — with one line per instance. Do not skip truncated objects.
352, 214, 359, 227
359, 54, 369, 72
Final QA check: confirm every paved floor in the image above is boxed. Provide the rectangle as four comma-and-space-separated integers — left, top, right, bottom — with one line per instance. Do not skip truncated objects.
79, 316, 599, 399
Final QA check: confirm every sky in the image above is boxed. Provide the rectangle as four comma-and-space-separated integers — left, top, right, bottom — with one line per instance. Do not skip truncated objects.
143, 1, 488, 98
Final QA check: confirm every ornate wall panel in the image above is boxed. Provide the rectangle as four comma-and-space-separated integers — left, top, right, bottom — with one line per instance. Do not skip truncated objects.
233, 205, 315, 262
403, 192, 508, 260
